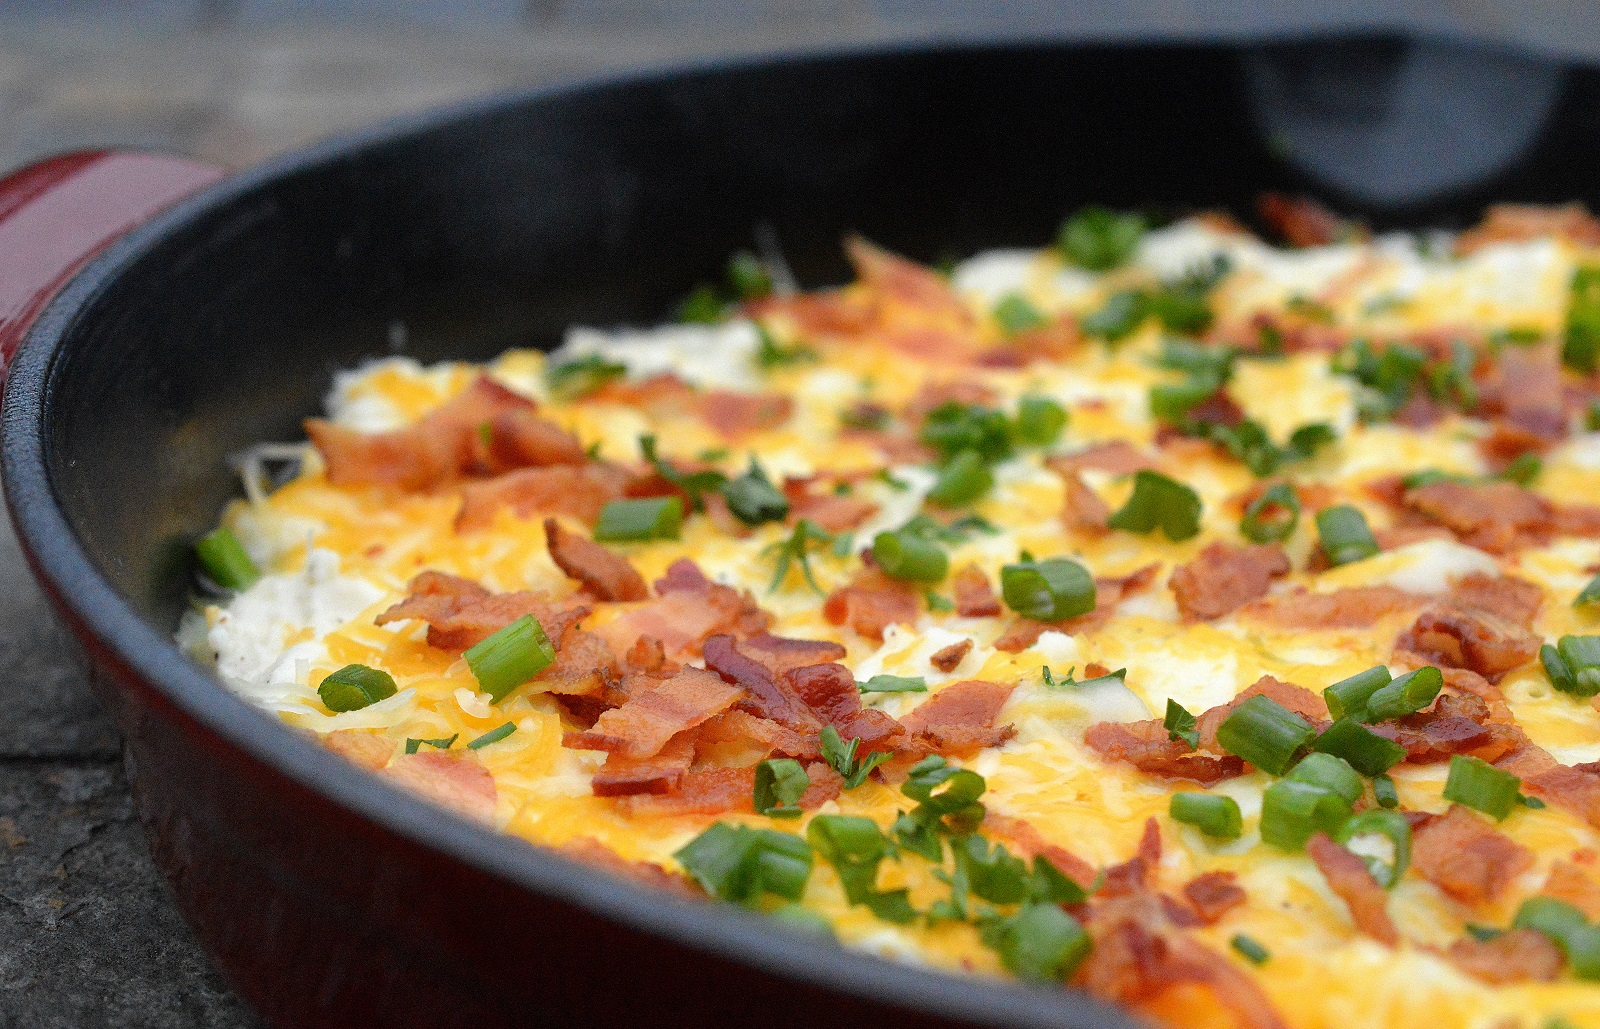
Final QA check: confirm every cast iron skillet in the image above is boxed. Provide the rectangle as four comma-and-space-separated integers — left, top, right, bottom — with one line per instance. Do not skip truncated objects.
4, 38, 1599, 1029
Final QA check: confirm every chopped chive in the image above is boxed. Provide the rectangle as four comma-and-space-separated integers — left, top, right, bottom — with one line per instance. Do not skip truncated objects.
1106, 469, 1202, 542
764, 518, 835, 593
1285, 423, 1337, 461
1324, 665, 1392, 721
1259, 778, 1353, 851
926, 448, 995, 507
754, 327, 818, 370
195, 527, 260, 590
1443, 754, 1522, 820
858, 674, 928, 694
1241, 482, 1300, 543
1315, 504, 1380, 566
1372, 773, 1399, 809
985, 902, 1092, 982
1362, 666, 1442, 723
1285, 753, 1363, 806
1058, 206, 1147, 271
924, 591, 954, 612
1312, 717, 1406, 776
727, 250, 773, 300
754, 758, 811, 818
594, 496, 683, 542
1000, 557, 1096, 622
1164, 698, 1199, 748
1515, 897, 1600, 980
1012, 395, 1068, 448
404, 734, 457, 755
819, 725, 892, 789
317, 663, 398, 713
1498, 452, 1542, 485
1577, 574, 1600, 608
920, 403, 1013, 463
1589, 399, 1600, 432
769, 903, 834, 937
638, 435, 726, 512
466, 721, 516, 749
675, 283, 726, 324
1465, 923, 1504, 943
872, 524, 949, 583
1170, 792, 1243, 840
1215, 694, 1316, 776
1149, 379, 1220, 423
1334, 809, 1412, 889
1564, 265, 1600, 372
1044, 665, 1128, 690
720, 460, 789, 525
463, 614, 555, 702
675, 822, 813, 904
1231, 934, 1270, 965
1546, 635, 1600, 697
1080, 289, 1147, 342
993, 293, 1048, 335
807, 814, 912, 920
546, 353, 626, 400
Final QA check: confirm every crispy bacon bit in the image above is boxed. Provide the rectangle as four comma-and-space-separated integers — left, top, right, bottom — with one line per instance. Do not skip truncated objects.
565, 667, 743, 760
1446, 929, 1564, 985
994, 564, 1161, 653
1367, 692, 1509, 764
1526, 764, 1600, 828
784, 488, 877, 533
844, 234, 970, 320
590, 372, 696, 413
619, 760, 844, 817
1181, 871, 1246, 925
1084, 719, 1246, 785
824, 567, 920, 643
698, 390, 793, 438
930, 638, 973, 673
736, 632, 848, 675
1257, 193, 1360, 247
487, 407, 587, 469
1447, 572, 1544, 628
589, 732, 697, 797
1046, 440, 1156, 476
1169, 542, 1290, 621
384, 751, 496, 822
1101, 819, 1163, 898
900, 680, 1015, 757
951, 564, 1002, 618
1455, 203, 1600, 256
1395, 606, 1539, 679
702, 634, 821, 732
1403, 480, 1554, 554
1307, 833, 1398, 945
456, 463, 630, 531
592, 561, 769, 662
746, 290, 874, 339
904, 381, 1000, 423
1060, 470, 1111, 534
1195, 676, 1327, 751
305, 375, 542, 491
1239, 585, 1420, 629
1544, 860, 1600, 920
559, 837, 702, 899
544, 519, 647, 601
534, 629, 618, 697
322, 728, 392, 771
374, 570, 589, 652
1411, 805, 1533, 905
786, 661, 907, 754
696, 709, 818, 763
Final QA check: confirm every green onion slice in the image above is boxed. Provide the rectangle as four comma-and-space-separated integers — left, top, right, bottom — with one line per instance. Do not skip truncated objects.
1312, 718, 1406, 776
463, 614, 555, 703
1336, 809, 1412, 889
1170, 792, 1243, 840
1324, 665, 1392, 721
1577, 574, 1600, 609
1164, 698, 1199, 748
985, 903, 1092, 982
720, 461, 789, 525
1315, 504, 1380, 566
675, 822, 813, 904
1362, 666, 1442, 723
195, 527, 260, 591
1285, 752, 1363, 806
1231, 934, 1270, 965
1443, 754, 1522, 820
754, 758, 811, 818
1012, 395, 1068, 448
317, 663, 398, 713
1058, 207, 1147, 271
926, 448, 995, 507
1241, 483, 1300, 544
404, 734, 457, 755
1260, 778, 1354, 851
546, 353, 626, 399
872, 524, 949, 583
1000, 557, 1096, 622
594, 496, 684, 542
858, 674, 928, 694
994, 293, 1048, 335
1215, 694, 1316, 776
466, 721, 517, 750
1106, 469, 1203, 542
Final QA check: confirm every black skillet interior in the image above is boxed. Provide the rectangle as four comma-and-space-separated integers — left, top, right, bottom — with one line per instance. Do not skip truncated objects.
20, 36, 1600, 1027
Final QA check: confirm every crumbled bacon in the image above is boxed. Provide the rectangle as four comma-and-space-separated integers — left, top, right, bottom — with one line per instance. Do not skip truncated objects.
565, 667, 743, 760
695, 709, 818, 763
1257, 193, 1359, 248
1045, 440, 1156, 476
590, 372, 697, 414
1446, 929, 1564, 985
745, 290, 873, 339
844, 234, 971, 321
1367, 693, 1513, 764
374, 570, 589, 651
982, 813, 1099, 890
698, 390, 793, 437
701, 635, 821, 732
589, 732, 697, 797
544, 518, 647, 601
619, 760, 844, 817
823, 567, 920, 642
384, 751, 496, 822
951, 564, 1002, 617
1084, 719, 1246, 785
930, 638, 973, 672
1544, 860, 1600, 920
1239, 585, 1420, 629
322, 728, 392, 771
592, 561, 769, 661
735, 632, 848, 675
1455, 203, 1600, 256
1525, 764, 1600, 828
1403, 479, 1554, 554
786, 661, 907, 754
903, 381, 1000, 423
534, 629, 619, 697
994, 564, 1160, 652
559, 837, 702, 899
783, 484, 877, 533
1479, 342, 1568, 441
1411, 805, 1533, 905
1059, 470, 1111, 534
1169, 542, 1289, 621
456, 463, 631, 531
1306, 833, 1398, 945
1394, 606, 1539, 679
1101, 819, 1163, 898
1446, 572, 1543, 628
1180, 871, 1246, 925
899, 679, 1015, 757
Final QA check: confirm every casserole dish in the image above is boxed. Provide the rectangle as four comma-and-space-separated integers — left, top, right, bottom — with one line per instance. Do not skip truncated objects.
3, 39, 1596, 1029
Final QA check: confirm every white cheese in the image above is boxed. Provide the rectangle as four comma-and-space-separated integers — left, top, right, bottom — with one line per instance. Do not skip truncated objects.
553, 319, 763, 392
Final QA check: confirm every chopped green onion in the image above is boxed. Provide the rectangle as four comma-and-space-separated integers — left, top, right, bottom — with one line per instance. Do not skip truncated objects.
676, 283, 726, 324
1149, 379, 1220, 423
900, 755, 988, 838
1576, 574, 1600, 608
1260, 778, 1354, 851
1215, 694, 1316, 776
819, 725, 892, 789
1514, 897, 1600, 980
1588, 399, 1600, 432
1231, 934, 1270, 965
807, 814, 914, 922
1286, 753, 1364, 806
984, 903, 1092, 982
1286, 423, 1337, 460
1564, 265, 1600, 372
1106, 469, 1203, 542
594, 496, 683, 542
1324, 665, 1392, 720
924, 591, 953, 612
1028, 856, 1094, 906
1058, 206, 1147, 271
317, 663, 398, 713
546, 353, 626, 400
1312, 717, 1406, 776
675, 822, 813, 904
754, 758, 810, 818
1373, 773, 1400, 809
858, 674, 928, 694
720, 461, 789, 525
954, 835, 1031, 904
1170, 792, 1243, 840
195, 527, 260, 590
755, 327, 818, 370
463, 614, 555, 703
639, 434, 726, 511
1080, 289, 1147, 342
404, 734, 457, 755
1443, 754, 1522, 820
1427, 339, 1479, 410
1204, 420, 1282, 477
1000, 557, 1096, 622
1012, 395, 1068, 448
920, 403, 1013, 463
1362, 666, 1442, 723
1146, 277, 1217, 334
727, 251, 773, 300
763, 518, 835, 594
1043, 665, 1128, 691
872, 524, 949, 583
1316, 504, 1380, 566
1164, 698, 1199, 748
1498, 452, 1542, 485
769, 903, 834, 937
1241, 483, 1301, 544
993, 293, 1047, 335
1336, 809, 1412, 888
1546, 635, 1600, 697
1156, 338, 1235, 380
926, 449, 995, 507
466, 721, 517, 749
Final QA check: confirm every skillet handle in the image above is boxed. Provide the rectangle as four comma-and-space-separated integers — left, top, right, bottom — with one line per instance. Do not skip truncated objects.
0, 150, 225, 374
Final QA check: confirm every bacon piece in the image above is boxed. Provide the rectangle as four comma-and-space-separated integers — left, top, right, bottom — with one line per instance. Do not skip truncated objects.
456, 463, 631, 531
1257, 193, 1358, 247
593, 561, 769, 662
1543, 860, 1600, 920
1195, 676, 1327, 751
696, 709, 819, 762
566, 667, 743, 760
384, 751, 496, 822
322, 728, 393, 771
785, 490, 877, 533
1307, 833, 1398, 945
1059, 469, 1111, 534
982, 813, 1099, 890
1481, 342, 1568, 440
900, 680, 1015, 757
1181, 871, 1246, 925
1084, 719, 1246, 785
1447, 572, 1544, 628
1369, 693, 1504, 764
1526, 764, 1600, 828
993, 564, 1161, 652
559, 837, 702, 899
590, 372, 697, 413
533, 629, 618, 697
735, 632, 847, 675
951, 564, 1002, 618
1411, 805, 1533, 905
1455, 203, 1600, 256
589, 732, 697, 797
747, 290, 874, 339
1169, 542, 1289, 621
845, 234, 970, 320
1404, 479, 1554, 554
698, 390, 793, 437
1101, 819, 1163, 898
619, 760, 844, 817
374, 570, 589, 652
823, 567, 920, 643
1239, 585, 1420, 629
1446, 928, 1564, 984
930, 638, 973, 673
1046, 440, 1156, 476
305, 375, 540, 491
702, 634, 822, 732
487, 406, 587, 469
786, 661, 908, 755
1395, 606, 1539, 679
544, 519, 647, 602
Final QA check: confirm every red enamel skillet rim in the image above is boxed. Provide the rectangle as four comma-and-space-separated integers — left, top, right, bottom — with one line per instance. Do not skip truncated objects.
0, 45, 1143, 1029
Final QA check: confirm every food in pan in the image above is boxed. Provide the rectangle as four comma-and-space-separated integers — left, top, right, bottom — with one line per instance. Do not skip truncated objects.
184, 197, 1600, 1027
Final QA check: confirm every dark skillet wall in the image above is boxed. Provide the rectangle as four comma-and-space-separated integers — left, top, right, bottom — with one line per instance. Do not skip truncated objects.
35, 42, 1600, 632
